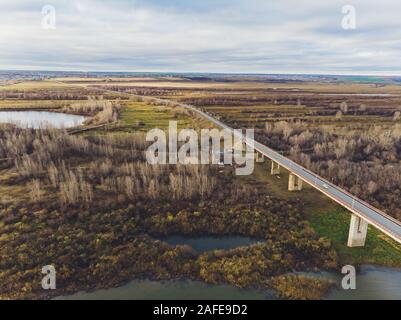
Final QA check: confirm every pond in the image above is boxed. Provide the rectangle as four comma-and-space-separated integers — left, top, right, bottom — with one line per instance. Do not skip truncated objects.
0, 111, 86, 129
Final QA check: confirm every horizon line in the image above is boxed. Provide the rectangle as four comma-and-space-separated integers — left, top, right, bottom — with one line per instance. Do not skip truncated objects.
1, 68, 401, 78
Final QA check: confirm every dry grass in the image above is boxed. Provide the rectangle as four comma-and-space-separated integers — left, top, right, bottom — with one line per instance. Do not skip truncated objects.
0, 81, 75, 90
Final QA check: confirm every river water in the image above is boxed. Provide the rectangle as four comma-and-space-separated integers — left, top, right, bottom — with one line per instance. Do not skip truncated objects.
0, 111, 86, 128
57, 279, 274, 300
326, 265, 401, 300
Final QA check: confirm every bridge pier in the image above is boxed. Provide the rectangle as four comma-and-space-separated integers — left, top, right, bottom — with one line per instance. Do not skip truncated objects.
255, 152, 265, 163
288, 173, 303, 191
347, 214, 368, 247
271, 162, 281, 175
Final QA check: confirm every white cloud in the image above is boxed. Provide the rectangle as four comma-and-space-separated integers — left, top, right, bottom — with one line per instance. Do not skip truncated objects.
0, 0, 400, 74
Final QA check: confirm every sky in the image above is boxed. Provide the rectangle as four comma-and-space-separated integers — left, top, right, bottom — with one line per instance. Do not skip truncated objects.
0, 0, 401, 75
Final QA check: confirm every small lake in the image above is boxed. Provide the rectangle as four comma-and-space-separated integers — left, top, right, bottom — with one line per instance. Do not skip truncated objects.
160, 235, 262, 252
0, 111, 86, 129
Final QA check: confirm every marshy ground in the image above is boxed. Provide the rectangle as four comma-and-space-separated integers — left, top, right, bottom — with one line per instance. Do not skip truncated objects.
0, 76, 400, 300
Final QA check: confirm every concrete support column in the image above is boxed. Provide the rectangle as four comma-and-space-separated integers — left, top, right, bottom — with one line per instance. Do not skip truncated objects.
347, 214, 368, 247
255, 152, 265, 163
288, 173, 303, 191
271, 162, 281, 175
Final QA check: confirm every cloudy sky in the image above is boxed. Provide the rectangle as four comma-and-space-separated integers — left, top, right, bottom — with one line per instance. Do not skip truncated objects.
0, 0, 400, 74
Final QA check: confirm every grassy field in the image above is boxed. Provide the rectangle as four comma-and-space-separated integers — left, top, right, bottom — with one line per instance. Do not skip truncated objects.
309, 207, 401, 267
0, 81, 76, 90
119, 101, 195, 131
0, 99, 76, 110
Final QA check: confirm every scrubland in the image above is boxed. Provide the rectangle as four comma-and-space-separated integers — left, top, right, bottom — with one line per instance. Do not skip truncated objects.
0, 120, 336, 300
1, 77, 401, 300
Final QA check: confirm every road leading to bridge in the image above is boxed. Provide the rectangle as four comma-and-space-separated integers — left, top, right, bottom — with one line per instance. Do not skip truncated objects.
181, 103, 401, 246
62, 81, 401, 246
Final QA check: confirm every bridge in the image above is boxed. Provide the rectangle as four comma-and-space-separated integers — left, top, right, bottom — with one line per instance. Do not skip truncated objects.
183, 103, 401, 248
59, 81, 401, 248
